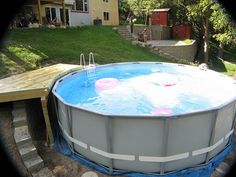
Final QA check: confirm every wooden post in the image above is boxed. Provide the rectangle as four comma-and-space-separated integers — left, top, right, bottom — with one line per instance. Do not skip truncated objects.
62, 0, 66, 27
41, 96, 54, 145
37, 0, 42, 24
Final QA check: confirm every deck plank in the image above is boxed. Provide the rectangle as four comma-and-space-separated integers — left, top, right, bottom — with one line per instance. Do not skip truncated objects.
0, 63, 81, 145
0, 63, 81, 102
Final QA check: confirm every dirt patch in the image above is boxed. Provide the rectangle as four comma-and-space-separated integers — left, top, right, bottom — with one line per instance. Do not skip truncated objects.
36, 142, 122, 177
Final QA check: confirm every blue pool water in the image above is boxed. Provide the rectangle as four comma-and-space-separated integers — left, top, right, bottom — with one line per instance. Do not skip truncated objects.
53, 62, 236, 116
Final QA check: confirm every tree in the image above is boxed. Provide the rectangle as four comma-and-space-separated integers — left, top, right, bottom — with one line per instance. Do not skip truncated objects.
210, 3, 236, 58
126, 0, 167, 25
184, 0, 215, 64
119, 0, 131, 23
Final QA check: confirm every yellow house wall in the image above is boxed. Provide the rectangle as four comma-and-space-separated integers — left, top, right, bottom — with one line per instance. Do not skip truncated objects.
89, 0, 119, 26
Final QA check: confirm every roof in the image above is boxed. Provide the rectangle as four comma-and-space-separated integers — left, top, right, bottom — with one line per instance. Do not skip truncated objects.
152, 8, 170, 12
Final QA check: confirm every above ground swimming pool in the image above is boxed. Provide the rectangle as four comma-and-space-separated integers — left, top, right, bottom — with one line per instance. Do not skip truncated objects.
52, 62, 236, 174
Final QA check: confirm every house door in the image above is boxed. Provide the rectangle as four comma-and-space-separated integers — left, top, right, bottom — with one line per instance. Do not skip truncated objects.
45, 7, 56, 24
60, 9, 69, 25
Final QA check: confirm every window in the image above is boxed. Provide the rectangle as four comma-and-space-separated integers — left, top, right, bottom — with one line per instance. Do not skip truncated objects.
76, 0, 88, 12
103, 0, 108, 2
45, 7, 56, 22
103, 12, 109, 21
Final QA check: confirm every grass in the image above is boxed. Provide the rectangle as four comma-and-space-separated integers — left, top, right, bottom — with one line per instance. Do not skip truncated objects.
0, 26, 235, 77
180, 39, 193, 45
0, 26, 172, 77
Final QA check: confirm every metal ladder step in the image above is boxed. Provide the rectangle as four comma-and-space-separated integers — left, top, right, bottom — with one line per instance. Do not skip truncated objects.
80, 52, 97, 85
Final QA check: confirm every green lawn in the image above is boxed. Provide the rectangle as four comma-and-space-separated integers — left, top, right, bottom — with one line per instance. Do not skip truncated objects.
0, 26, 172, 77
0, 26, 235, 78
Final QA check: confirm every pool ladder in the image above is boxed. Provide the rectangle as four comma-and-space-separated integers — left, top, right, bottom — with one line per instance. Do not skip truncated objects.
80, 52, 97, 85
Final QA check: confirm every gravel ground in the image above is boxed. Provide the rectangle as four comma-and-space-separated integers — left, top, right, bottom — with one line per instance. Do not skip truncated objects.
36, 141, 122, 177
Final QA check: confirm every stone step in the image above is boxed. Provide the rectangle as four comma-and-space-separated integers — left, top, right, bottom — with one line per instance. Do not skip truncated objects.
13, 114, 27, 127
118, 30, 129, 32
14, 125, 32, 147
119, 33, 131, 36
32, 167, 55, 177
12, 107, 27, 118
119, 33, 132, 36
118, 29, 129, 32
19, 142, 38, 161
119, 32, 131, 35
13, 101, 25, 109
118, 32, 130, 35
121, 35, 132, 38
118, 28, 129, 31
24, 155, 44, 173
118, 30, 129, 33
122, 37, 133, 41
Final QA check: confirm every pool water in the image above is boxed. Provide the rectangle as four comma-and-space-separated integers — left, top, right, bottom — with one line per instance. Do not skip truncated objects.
55, 62, 236, 116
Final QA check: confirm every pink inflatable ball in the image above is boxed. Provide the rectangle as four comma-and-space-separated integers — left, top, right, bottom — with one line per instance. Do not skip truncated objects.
151, 108, 173, 115
95, 78, 119, 91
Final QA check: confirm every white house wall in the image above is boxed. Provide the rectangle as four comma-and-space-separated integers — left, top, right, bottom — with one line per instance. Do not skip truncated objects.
65, 0, 74, 5
70, 11, 92, 26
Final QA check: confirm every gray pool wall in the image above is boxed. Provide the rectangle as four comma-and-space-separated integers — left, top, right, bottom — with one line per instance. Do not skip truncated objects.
53, 96, 236, 173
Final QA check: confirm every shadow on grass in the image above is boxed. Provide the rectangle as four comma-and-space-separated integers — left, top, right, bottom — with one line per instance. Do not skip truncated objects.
211, 57, 227, 73
4, 48, 34, 70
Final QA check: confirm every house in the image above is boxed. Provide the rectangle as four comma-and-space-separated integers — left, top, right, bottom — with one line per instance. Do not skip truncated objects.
16, 0, 119, 27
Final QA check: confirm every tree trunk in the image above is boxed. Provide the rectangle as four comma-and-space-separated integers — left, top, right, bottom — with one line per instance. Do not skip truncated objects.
203, 16, 209, 64
144, 13, 148, 25
218, 42, 224, 59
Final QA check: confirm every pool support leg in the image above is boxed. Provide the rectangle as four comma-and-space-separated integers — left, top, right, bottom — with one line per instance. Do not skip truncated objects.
160, 118, 170, 174
205, 110, 218, 162
106, 117, 114, 172
41, 96, 54, 145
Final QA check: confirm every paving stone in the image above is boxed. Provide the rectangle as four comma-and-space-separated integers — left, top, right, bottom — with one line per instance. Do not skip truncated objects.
81, 171, 99, 177
19, 142, 37, 161
14, 125, 31, 147
24, 155, 44, 173
13, 101, 26, 109
32, 167, 55, 177
13, 114, 27, 127
12, 107, 27, 118
216, 162, 230, 175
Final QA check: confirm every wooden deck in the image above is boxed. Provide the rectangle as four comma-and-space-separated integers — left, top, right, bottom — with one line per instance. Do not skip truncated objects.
0, 63, 81, 144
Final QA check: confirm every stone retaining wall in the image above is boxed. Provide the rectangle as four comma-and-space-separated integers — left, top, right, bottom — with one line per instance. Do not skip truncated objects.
156, 40, 197, 62
133, 25, 170, 40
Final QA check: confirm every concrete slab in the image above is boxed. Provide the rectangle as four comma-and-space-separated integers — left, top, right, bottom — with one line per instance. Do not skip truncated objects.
32, 167, 55, 177
13, 114, 27, 127
13, 101, 26, 109
81, 171, 99, 177
24, 155, 44, 173
14, 125, 31, 147
12, 107, 27, 118
19, 142, 37, 161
